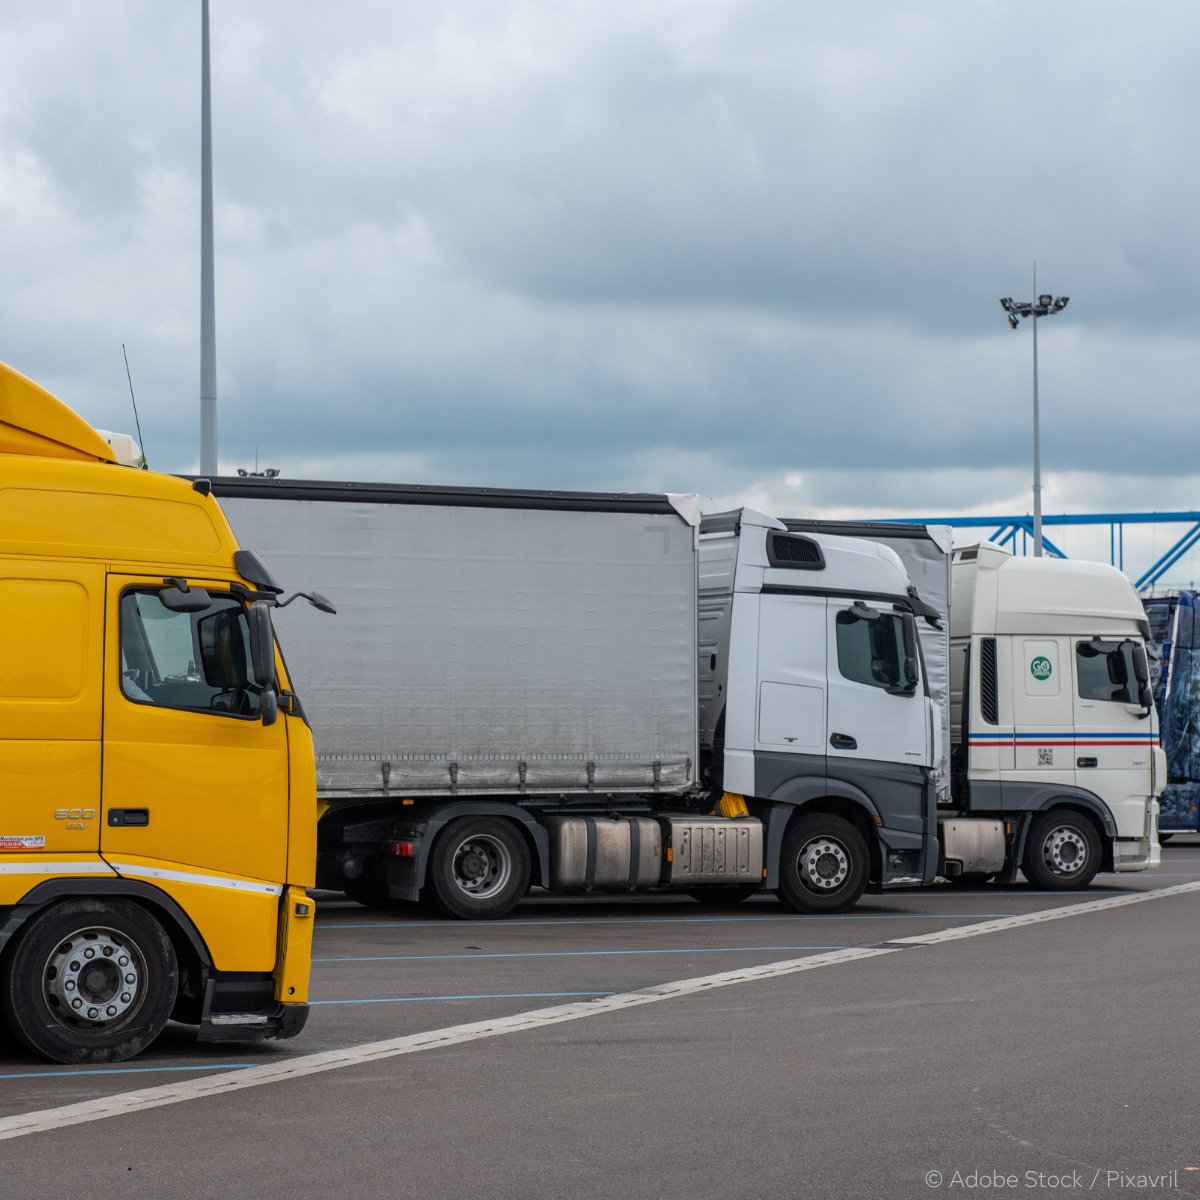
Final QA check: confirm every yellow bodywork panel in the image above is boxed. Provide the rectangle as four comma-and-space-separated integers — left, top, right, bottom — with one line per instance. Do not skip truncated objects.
275, 885, 315, 1003
0, 361, 116, 462
100, 854, 282, 972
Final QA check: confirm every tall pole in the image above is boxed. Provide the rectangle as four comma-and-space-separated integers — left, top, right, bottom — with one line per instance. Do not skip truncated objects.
1031, 263, 1042, 557
200, 0, 218, 476
999, 278, 1068, 561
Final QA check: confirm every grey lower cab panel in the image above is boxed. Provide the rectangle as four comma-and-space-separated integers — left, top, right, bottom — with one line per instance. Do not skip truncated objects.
665, 817, 764, 885
544, 815, 663, 891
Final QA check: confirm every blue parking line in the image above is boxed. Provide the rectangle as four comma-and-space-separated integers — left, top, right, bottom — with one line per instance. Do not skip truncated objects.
0, 1063, 253, 1081
314, 945, 848, 963
311, 990, 616, 1006
317, 913, 1014, 931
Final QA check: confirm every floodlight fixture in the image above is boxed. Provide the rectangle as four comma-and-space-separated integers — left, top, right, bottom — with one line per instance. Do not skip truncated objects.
999, 270, 1070, 558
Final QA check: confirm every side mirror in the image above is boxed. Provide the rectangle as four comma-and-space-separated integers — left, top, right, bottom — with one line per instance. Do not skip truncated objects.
1132, 644, 1150, 685
248, 601, 278, 727
904, 655, 920, 687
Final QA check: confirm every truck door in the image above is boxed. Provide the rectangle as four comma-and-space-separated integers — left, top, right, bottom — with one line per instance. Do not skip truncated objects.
825, 600, 929, 779
100, 576, 289, 886
754, 593, 827, 759
1010, 637, 1075, 790
1072, 636, 1157, 837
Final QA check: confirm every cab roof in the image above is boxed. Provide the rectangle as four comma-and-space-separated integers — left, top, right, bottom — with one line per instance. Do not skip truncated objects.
0, 362, 117, 463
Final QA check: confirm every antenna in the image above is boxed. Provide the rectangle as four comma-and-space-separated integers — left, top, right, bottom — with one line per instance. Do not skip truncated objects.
121, 344, 149, 468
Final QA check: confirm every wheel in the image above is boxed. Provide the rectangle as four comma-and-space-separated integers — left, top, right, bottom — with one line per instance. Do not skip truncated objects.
1022, 810, 1102, 889
777, 813, 869, 914
0, 899, 177, 1064
688, 886, 759, 907
426, 817, 531, 919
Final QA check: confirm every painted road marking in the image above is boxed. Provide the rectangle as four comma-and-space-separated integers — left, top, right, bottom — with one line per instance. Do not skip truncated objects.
0, 1064, 253, 1082
310, 991, 616, 1006
316, 912, 1018, 931
2, 879, 1198, 1142
312, 945, 849, 963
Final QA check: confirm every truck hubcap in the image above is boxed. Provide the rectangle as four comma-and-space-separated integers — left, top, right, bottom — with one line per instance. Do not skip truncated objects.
1044, 827, 1087, 875
43, 928, 143, 1026
799, 837, 850, 891
452, 835, 512, 899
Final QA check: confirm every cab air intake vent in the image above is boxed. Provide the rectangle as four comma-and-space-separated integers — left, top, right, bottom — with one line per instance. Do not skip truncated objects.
767, 534, 825, 571
980, 637, 999, 725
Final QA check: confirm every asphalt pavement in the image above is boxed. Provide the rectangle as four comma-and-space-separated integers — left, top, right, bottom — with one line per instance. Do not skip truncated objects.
2, 839, 1199, 1199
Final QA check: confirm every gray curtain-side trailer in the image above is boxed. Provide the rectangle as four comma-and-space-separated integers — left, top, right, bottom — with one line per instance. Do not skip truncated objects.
212, 479, 741, 916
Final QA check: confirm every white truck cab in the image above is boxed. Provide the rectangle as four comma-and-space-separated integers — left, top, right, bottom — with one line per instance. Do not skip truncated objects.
947, 541, 1164, 886
700, 508, 942, 901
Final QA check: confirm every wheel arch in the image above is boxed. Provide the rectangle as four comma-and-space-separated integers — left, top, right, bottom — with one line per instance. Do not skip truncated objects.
415, 802, 551, 892
0, 878, 213, 986
760, 789, 883, 888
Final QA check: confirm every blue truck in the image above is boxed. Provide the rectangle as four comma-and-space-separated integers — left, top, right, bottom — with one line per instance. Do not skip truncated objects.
1144, 590, 1200, 836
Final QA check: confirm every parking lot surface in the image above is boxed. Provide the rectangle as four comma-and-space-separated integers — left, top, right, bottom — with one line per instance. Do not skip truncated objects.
3, 840, 1199, 1199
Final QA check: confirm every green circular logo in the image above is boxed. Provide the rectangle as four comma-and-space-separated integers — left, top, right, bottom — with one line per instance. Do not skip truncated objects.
1030, 656, 1053, 680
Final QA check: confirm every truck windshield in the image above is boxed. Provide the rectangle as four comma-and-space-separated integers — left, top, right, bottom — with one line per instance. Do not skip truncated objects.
1076, 639, 1138, 704
119, 591, 262, 716
835, 609, 907, 691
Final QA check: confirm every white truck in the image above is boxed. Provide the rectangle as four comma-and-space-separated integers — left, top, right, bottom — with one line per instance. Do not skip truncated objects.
210, 481, 946, 917
785, 521, 1163, 887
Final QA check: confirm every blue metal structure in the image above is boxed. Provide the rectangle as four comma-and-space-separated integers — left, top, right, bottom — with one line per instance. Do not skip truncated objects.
875, 511, 1200, 590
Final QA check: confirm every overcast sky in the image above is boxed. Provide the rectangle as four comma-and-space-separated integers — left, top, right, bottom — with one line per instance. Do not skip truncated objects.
3, 2, 1198, 581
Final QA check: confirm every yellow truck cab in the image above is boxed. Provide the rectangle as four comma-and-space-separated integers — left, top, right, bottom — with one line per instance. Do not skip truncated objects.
0, 363, 319, 1063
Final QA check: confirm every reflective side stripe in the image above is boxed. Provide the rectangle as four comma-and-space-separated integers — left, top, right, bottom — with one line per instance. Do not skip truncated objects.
0, 862, 114, 876
109, 862, 283, 897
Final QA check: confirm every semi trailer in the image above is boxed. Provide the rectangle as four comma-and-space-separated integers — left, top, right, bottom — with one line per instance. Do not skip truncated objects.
0, 363, 323, 1062
786, 521, 1163, 886
214, 482, 944, 918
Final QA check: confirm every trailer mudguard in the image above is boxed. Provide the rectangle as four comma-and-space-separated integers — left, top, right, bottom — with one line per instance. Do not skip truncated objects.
377, 801, 552, 900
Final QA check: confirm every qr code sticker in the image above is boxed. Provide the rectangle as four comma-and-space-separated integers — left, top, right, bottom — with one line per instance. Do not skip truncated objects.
1037, 748, 1054, 766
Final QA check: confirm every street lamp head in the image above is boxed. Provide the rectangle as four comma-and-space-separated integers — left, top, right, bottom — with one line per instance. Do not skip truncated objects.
1038, 294, 1053, 307
1000, 298, 1015, 313
1008, 314, 1020, 329
1053, 296, 1069, 311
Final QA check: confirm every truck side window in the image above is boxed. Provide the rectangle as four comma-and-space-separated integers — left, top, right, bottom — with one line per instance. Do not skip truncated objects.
1076, 639, 1137, 704
835, 609, 904, 691
119, 591, 262, 716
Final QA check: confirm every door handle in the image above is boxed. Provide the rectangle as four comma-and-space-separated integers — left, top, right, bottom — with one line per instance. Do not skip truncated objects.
107, 808, 150, 827
1076, 757, 1098, 769
830, 732, 857, 750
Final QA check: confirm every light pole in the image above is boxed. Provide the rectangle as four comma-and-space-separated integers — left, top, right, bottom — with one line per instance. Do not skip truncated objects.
1000, 276, 1069, 557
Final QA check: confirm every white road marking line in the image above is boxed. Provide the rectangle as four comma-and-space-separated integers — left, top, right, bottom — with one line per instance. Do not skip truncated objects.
2, 880, 1198, 1142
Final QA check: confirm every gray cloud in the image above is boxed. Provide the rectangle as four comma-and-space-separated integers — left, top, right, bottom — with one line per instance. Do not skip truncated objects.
2, 1, 1199, 585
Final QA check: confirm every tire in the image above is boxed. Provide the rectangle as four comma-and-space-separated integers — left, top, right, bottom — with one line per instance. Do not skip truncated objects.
426, 817, 531, 919
688, 886, 759, 907
0, 899, 177, 1064
1022, 809, 1102, 889
777, 813, 870, 914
